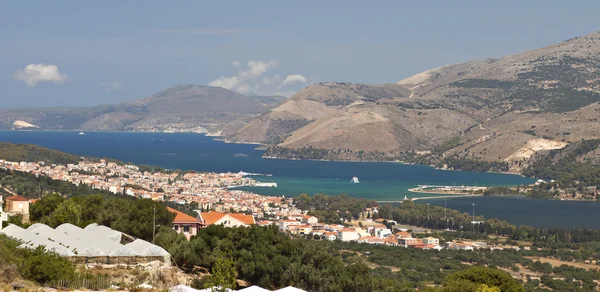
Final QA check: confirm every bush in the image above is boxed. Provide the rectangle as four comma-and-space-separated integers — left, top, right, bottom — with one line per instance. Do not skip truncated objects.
20, 246, 75, 284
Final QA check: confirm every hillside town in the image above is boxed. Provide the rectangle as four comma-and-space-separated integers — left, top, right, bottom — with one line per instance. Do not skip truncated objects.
0, 158, 518, 253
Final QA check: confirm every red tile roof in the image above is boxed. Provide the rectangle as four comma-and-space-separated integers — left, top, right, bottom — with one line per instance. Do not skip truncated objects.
230, 213, 256, 225
199, 211, 255, 225
6, 195, 29, 202
167, 207, 201, 224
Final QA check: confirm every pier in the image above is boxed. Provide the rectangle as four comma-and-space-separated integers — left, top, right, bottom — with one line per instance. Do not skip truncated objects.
377, 193, 483, 204
377, 184, 487, 203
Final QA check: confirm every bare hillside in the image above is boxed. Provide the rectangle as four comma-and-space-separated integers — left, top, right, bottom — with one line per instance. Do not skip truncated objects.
231, 31, 600, 170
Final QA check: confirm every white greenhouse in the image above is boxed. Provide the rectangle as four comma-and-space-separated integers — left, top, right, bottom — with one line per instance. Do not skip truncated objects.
0, 223, 170, 265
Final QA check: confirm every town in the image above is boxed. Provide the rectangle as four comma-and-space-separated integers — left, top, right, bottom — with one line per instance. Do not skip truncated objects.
0, 158, 520, 253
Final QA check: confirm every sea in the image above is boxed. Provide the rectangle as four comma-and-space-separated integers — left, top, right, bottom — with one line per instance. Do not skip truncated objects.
1, 131, 599, 229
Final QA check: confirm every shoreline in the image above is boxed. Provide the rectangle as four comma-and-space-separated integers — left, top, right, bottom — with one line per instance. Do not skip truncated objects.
4, 130, 526, 175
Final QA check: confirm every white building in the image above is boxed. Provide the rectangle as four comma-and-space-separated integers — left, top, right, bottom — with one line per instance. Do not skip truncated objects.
278, 220, 301, 231
422, 237, 440, 246
375, 228, 392, 238
338, 228, 360, 242
301, 215, 318, 225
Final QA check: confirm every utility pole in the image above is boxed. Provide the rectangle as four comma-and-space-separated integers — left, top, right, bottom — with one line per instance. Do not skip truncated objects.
427, 203, 430, 220
153, 205, 156, 243
472, 203, 475, 223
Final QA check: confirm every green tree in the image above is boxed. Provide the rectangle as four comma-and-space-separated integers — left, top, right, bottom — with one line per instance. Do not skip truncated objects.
204, 256, 238, 291
30, 194, 64, 222
476, 284, 501, 292
44, 200, 82, 228
20, 246, 75, 284
7, 213, 25, 227
112, 199, 174, 242
443, 267, 524, 292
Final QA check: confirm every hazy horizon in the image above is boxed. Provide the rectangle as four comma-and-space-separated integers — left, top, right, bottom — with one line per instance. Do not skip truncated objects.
1, 0, 599, 107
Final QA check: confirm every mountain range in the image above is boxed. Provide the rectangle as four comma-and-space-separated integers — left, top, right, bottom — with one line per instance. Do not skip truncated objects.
3, 32, 600, 173
0, 85, 286, 135
228, 31, 600, 172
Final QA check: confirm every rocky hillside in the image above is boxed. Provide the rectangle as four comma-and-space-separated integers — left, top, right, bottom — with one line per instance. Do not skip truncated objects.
230, 31, 600, 170
0, 85, 285, 134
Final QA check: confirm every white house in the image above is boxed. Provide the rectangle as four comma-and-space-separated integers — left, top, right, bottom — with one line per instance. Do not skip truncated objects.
278, 220, 301, 231
422, 237, 440, 246
324, 232, 337, 241
447, 242, 474, 251
301, 215, 318, 225
338, 228, 360, 242
375, 227, 392, 238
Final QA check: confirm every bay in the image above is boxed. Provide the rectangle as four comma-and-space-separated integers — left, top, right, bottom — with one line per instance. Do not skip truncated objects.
3, 131, 599, 229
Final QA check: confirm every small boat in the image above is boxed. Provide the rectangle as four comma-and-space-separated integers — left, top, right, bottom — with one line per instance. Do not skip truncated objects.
351, 177, 360, 183
79, 132, 85, 135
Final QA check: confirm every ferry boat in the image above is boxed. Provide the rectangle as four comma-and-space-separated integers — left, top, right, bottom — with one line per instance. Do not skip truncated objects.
351, 177, 360, 183
78, 132, 85, 135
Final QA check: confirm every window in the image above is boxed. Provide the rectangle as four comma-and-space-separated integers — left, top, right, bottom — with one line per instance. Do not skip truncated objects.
183, 225, 190, 233
174, 225, 179, 231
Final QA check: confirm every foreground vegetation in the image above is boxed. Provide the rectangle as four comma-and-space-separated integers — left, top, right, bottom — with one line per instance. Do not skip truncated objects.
4, 142, 600, 290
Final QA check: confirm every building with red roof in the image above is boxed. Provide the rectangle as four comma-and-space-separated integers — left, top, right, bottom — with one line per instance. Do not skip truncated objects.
5, 195, 30, 221
167, 207, 203, 240
196, 211, 255, 227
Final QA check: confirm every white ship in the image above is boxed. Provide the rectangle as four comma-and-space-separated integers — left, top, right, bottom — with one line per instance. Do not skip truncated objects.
79, 132, 85, 135
254, 182, 278, 187
351, 177, 360, 183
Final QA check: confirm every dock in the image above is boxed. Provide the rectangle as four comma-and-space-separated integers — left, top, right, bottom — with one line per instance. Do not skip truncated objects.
377, 193, 483, 204
377, 184, 487, 203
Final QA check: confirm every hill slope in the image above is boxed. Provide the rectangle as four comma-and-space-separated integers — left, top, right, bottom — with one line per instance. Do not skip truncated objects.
231, 31, 600, 169
0, 85, 285, 134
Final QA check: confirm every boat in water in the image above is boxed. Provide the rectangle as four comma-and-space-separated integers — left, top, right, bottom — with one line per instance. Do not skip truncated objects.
351, 177, 360, 183
238, 171, 273, 177
78, 132, 85, 135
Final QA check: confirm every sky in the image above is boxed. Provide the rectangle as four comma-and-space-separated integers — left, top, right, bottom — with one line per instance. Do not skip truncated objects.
1, 1, 599, 108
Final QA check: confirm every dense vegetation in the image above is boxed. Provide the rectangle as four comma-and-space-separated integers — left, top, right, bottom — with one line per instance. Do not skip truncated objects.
0, 142, 81, 165
297, 193, 600, 244
523, 139, 600, 187
296, 193, 377, 223
483, 187, 557, 200
266, 145, 407, 162
28, 194, 174, 242
156, 224, 526, 291
0, 235, 75, 287
439, 156, 509, 172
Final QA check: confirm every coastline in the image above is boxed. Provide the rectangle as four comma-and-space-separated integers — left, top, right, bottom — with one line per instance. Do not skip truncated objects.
5, 130, 526, 176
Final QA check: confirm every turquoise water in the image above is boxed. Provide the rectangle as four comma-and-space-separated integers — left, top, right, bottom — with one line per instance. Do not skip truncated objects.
0, 131, 531, 201
5, 131, 600, 229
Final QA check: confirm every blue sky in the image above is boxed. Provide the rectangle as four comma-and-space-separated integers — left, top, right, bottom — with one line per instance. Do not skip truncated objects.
1, 1, 598, 108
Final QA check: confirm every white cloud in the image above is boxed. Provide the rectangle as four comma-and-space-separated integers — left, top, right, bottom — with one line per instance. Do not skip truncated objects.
12, 63, 68, 87
282, 74, 307, 86
208, 61, 307, 96
100, 81, 122, 91
240, 60, 277, 78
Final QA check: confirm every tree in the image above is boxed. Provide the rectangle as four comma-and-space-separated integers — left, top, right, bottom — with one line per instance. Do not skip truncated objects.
204, 256, 237, 291
20, 246, 75, 284
44, 200, 82, 228
30, 194, 64, 222
7, 213, 25, 227
112, 199, 174, 242
443, 267, 524, 292
476, 284, 501, 292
